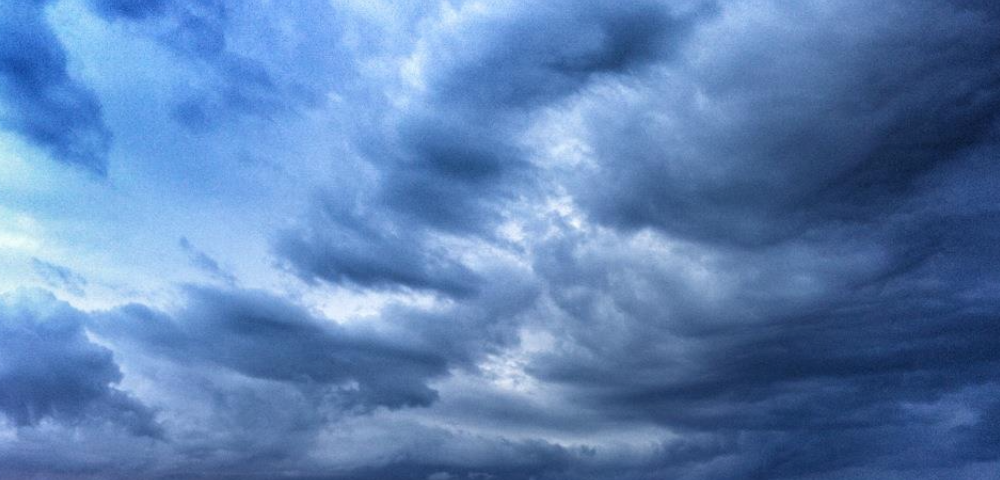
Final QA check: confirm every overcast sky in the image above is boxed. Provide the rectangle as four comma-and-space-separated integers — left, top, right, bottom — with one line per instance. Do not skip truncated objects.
2, 1, 1000, 479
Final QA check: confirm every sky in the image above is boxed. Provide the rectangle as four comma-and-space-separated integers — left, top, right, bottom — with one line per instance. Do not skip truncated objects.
1, 0, 999, 479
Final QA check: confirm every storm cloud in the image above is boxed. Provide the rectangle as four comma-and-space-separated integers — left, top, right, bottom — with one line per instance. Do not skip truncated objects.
572, 0, 1000, 246
0, 290, 158, 437
2, 0, 1000, 479
278, 0, 710, 295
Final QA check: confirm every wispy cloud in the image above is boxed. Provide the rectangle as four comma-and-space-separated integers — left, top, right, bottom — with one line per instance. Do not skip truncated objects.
31, 258, 87, 296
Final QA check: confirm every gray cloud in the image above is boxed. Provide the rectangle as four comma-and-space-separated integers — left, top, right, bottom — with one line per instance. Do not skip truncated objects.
572, 0, 1000, 246
4, 0, 1000, 479
270, 0, 1000, 477
290, 1, 999, 477
95, 286, 449, 411
0, 290, 159, 437
276, 190, 483, 297
278, 0, 710, 295
0, 276, 544, 477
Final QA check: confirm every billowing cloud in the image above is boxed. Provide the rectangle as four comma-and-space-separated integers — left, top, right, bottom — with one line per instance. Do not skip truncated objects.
94, 286, 449, 411
0, 290, 158, 437
2, 0, 1000, 479
276, 192, 483, 296
571, 0, 1000, 246
278, 0, 710, 295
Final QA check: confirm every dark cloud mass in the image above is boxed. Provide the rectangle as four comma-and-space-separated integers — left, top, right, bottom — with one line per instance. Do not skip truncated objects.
277, 191, 484, 296
575, 0, 1000, 246
95, 286, 450, 411
0, 290, 159, 437
278, 0, 708, 294
3, 0, 1000, 479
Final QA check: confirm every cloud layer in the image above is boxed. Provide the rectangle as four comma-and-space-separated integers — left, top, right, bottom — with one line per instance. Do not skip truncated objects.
2, 0, 999, 479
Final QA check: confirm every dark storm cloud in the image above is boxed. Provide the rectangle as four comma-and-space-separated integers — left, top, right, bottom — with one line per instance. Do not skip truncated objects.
5, 0, 1000, 479
470, 2, 1000, 477
0, 290, 159, 437
276, 191, 482, 297
575, 0, 1000, 247
0, 0, 111, 174
335, 438, 576, 480
418, 0, 707, 111
375, 0, 709, 233
520, 164, 1000, 478
517, 5, 1000, 474
31, 257, 88, 296
96, 286, 448, 410
279, 0, 710, 294
0, 276, 544, 477
266, 2, 1000, 477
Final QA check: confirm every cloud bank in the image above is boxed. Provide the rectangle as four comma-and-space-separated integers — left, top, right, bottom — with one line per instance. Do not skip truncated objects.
1, 0, 999, 479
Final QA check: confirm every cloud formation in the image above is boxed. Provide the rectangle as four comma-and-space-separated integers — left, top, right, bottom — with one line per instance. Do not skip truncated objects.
96, 286, 450, 411
278, 0, 710, 295
0, 0, 112, 174
572, 0, 1000, 246
0, 290, 158, 437
2, 0, 1000, 479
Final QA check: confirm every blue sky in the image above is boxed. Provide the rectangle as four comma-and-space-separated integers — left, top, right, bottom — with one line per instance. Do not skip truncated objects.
2, 1, 1000, 479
